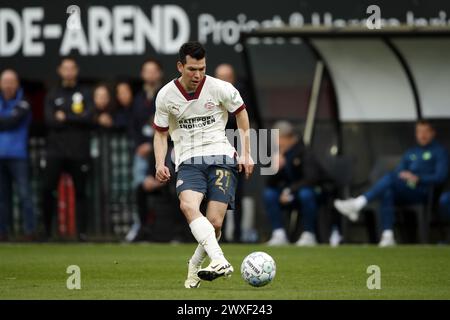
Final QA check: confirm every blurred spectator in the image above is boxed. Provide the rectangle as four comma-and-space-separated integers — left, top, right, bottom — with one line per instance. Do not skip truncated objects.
335, 120, 449, 247
215, 63, 255, 128
93, 83, 114, 129
215, 63, 236, 85
0, 69, 36, 241
42, 57, 94, 241
132, 146, 182, 242
125, 58, 163, 242
114, 81, 134, 130
263, 121, 331, 246
214, 63, 246, 242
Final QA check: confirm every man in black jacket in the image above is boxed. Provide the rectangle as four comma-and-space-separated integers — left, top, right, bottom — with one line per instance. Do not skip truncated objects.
264, 121, 329, 246
42, 57, 93, 241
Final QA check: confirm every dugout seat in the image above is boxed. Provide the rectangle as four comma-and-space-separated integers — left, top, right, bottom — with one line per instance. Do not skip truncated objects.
284, 155, 354, 243
317, 155, 355, 243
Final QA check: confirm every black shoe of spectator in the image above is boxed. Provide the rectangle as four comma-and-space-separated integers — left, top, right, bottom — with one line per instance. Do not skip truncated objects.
20, 234, 38, 242
131, 227, 147, 242
37, 233, 52, 243
131, 226, 156, 242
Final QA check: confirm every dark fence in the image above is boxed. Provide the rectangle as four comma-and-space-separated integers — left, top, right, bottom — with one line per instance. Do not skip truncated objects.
11, 130, 136, 240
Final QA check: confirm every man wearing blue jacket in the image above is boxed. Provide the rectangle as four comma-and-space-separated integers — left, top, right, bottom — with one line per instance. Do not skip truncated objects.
334, 120, 449, 247
0, 69, 35, 241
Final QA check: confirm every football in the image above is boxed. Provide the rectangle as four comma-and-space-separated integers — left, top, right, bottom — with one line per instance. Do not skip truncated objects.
241, 251, 276, 287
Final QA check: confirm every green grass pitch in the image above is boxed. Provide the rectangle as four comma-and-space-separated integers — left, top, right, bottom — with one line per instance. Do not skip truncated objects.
1, 243, 449, 299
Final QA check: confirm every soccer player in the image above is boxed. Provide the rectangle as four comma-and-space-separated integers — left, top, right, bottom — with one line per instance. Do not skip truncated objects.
152, 42, 254, 288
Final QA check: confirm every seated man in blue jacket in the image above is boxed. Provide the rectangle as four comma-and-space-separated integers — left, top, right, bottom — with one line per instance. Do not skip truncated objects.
0, 69, 35, 241
335, 120, 449, 247
264, 121, 331, 246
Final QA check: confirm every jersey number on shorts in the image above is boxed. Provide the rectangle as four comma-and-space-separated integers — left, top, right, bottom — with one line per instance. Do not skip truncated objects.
215, 169, 230, 194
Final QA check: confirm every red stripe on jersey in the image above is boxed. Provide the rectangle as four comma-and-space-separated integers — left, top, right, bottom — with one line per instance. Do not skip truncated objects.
152, 122, 169, 132
174, 76, 207, 101
232, 104, 246, 115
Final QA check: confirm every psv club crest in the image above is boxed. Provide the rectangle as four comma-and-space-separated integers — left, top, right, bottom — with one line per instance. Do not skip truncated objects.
204, 100, 216, 110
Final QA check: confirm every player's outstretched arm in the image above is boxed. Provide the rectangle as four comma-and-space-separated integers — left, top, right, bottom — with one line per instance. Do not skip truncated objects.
235, 108, 254, 179
153, 130, 171, 183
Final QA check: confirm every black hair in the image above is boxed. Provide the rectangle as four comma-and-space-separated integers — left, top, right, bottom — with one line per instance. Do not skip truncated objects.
94, 82, 112, 93
115, 80, 132, 90
178, 41, 206, 64
416, 119, 435, 130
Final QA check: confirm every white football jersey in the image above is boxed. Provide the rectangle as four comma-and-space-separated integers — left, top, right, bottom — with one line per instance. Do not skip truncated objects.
153, 75, 246, 170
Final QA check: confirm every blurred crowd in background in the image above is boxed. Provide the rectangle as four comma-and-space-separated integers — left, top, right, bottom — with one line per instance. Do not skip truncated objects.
1, 56, 450, 246
0, 57, 254, 244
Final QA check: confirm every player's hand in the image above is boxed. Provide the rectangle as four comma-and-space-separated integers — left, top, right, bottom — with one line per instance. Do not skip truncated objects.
155, 165, 171, 183
238, 153, 255, 179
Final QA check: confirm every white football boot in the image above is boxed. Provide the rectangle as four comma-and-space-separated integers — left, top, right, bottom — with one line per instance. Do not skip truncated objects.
184, 260, 202, 289
334, 198, 362, 222
329, 229, 343, 247
266, 228, 289, 246
296, 231, 318, 247
197, 258, 234, 281
378, 230, 396, 247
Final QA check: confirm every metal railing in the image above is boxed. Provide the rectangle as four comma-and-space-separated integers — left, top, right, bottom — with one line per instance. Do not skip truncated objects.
10, 130, 137, 240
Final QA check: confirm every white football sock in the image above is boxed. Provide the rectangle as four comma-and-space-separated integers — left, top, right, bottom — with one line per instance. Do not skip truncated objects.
189, 216, 224, 261
354, 195, 368, 210
191, 231, 221, 267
